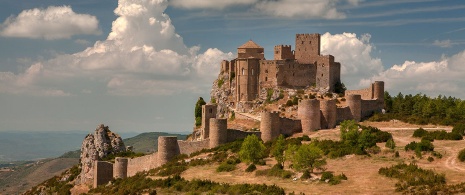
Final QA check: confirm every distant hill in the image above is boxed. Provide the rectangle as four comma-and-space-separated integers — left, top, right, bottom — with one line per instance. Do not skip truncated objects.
123, 132, 188, 153
0, 158, 78, 194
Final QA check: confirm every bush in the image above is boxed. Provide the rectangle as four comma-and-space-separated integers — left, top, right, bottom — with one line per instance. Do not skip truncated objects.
300, 170, 311, 179
320, 172, 334, 181
452, 124, 465, 136
458, 148, 465, 162
395, 151, 400, 158
427, 156, 434, 162
239, 135, 266, 164
217, 163, 236, 172
245, 164, 256, 172
256, 164, 293, 179
413, 128, 462, 141
405, 140, 434, 152
379, 163, 446, 192
217, 78, 224, 88
385, 138, 396, 149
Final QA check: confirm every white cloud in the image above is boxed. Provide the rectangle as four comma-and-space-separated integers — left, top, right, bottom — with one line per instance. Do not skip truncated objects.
255, 0, 346, 19
362, 50, 465, 98
0, 6, 101, 40
170, 0, 258, 9
433, 39, 452, 48
321, 32, 383, 88
0, 0, 233, 97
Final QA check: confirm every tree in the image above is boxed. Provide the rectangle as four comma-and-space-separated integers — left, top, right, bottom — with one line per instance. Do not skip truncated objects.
239, 135, 266, 164
452, 124, 465, 136
194, 97, 206, 127
340, 120, 360, 146
290, 144, 326, 172
272, 135, 286, 166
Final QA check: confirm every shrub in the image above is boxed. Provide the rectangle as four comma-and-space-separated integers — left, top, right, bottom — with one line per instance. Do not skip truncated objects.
217, 78, 224, 88
452, 124, 465, 136
427, 156, 434, 162
300, 170, 311, 179
217, 163, 236, 172
385, 138, 396, 149
413, 128, 428, 137
245, 164, 256, 172
458, 148, 465, 162
395, 151, 400, 158
320, 172, 334, 181
256, 164, 293, 179
379, 163, 446, 192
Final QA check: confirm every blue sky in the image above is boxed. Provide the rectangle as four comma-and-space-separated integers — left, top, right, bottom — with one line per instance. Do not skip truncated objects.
0, 0, 464, 133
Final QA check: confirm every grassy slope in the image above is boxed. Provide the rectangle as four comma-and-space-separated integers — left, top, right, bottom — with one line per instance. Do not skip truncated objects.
0, 158, 78, 194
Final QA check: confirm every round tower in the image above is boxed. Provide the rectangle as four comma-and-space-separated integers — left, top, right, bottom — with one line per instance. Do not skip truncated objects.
373, 81, 385, 101
209, 118, 228, 148
158, 136, 180, 166
320, 100, 337, 129
298, 99, 321, 132
114, 157, 128, 179
260, 111, 280, 142
347, 94, 362, 122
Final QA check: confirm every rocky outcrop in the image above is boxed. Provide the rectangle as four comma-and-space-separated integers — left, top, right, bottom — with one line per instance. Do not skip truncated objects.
211, 72, 234, 118
77, 124, 125, 185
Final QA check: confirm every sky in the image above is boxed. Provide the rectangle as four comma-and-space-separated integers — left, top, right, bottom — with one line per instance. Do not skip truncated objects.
0, 0, 465, 133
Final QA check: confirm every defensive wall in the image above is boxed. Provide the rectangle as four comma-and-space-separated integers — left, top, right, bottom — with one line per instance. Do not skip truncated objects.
94, 81, 385, 187
93, 106, 262, 187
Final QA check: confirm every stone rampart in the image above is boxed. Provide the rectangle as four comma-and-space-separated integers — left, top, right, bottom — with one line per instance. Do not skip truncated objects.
279, 117, 302, 135
226, 129, 261, 142
93, 161, 113, 188
127, 153, 158, 177
347, 94, 362, 122
178, 140, 210, 155
336, 107, 353, 123
361, 100, 382, 119
345, 87, 373, 100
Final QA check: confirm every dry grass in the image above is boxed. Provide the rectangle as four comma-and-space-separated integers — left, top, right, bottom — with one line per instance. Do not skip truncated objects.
182, 123, 465, 194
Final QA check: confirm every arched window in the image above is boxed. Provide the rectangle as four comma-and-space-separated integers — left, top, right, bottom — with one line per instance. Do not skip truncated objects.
242, 68, 245, 75
252, 69, 254, 75
265, 77, 268, 81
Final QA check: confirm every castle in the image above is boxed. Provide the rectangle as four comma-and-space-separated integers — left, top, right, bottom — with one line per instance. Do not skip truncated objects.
221, 33, 341, 111
90, 33, 386, 187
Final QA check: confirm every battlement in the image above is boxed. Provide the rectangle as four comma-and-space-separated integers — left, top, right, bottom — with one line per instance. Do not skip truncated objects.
274, 45, 294, 60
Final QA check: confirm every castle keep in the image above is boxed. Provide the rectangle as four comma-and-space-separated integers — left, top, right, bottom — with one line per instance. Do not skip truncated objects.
222, 33, 341, 110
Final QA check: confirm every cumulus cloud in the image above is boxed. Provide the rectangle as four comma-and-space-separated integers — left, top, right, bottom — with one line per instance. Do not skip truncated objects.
0, 6, 101, 40
170, 0, 258, 9
321, 32, 383, 88
0, 0, 233, 96
362, 51, 465, 98
255, 0, 346, 19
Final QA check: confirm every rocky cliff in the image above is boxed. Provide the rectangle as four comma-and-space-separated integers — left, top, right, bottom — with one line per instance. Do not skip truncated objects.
77, 124, 126, 185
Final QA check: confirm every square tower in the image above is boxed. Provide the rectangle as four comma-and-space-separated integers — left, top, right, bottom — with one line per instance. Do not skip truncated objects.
295, 34, 320, 64
201, 104, 217, 139
274, 45, 295, 60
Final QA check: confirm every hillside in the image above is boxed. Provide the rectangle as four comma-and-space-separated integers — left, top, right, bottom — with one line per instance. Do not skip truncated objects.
0, 158, 78, 194
124, 132, 188, 153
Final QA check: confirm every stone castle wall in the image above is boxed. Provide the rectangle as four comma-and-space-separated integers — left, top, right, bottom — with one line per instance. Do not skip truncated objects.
127, 153, 158, 177
178, 140, 210, 155
93, 161, 113, 188
279, 117, 302, 135
226, 129, 261, 142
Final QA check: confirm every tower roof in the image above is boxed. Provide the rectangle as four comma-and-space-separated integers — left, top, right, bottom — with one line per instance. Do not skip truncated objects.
238, 40, 263, 49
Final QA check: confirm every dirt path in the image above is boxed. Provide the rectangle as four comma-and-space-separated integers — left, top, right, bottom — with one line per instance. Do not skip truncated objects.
444, 147, 465, 172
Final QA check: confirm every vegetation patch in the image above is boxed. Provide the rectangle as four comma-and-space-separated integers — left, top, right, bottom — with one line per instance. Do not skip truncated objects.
412, 128, 462, 140
255, 164, 293, 179
378, 163, 446, 192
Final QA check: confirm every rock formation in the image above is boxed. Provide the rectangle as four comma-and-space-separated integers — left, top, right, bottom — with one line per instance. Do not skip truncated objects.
77, 124, 126, 185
